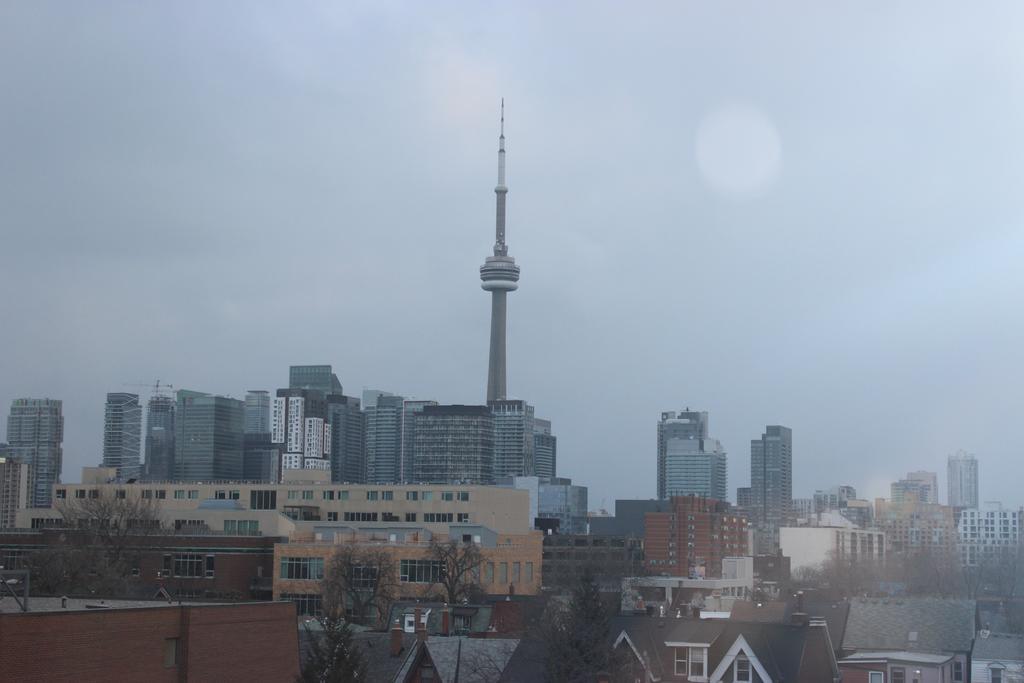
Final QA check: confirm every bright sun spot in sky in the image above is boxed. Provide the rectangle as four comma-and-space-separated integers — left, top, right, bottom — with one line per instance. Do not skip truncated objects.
695, 104, 783, 200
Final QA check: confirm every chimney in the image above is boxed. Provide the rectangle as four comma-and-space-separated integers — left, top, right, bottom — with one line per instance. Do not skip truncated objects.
442, 604, 450, 636
415, 607, 428, 643
390, 620, 404, 657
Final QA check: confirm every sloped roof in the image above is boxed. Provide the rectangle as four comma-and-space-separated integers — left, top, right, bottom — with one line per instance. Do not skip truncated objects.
973, 632, 1024, 662
610, 616, 839, 683
425, 637, 520, 683
730, 600, 791, 623
843, 598, 976, 654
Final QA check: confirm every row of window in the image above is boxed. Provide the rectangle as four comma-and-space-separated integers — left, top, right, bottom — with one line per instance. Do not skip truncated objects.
56, 487, 474, 506
319, 511, 471, 524
161, 553, 215, 579
280, 557, 324, 580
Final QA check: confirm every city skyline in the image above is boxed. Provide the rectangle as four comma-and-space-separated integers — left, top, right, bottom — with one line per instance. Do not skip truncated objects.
3, 3, 1024, 510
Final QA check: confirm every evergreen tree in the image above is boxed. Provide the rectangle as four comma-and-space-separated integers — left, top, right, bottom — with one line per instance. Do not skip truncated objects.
298, 614, 367, 683
545, 570, 613, 682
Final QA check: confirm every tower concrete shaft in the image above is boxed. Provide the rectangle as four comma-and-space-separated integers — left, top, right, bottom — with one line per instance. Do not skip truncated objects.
480, 100, 519, 402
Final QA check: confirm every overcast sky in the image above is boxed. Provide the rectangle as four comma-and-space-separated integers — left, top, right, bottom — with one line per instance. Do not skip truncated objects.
3, 2, 1023, 510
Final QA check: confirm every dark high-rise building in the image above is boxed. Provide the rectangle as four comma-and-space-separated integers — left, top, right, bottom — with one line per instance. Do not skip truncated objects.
6, 398, 63, 507
102, 392, 142, 481
657, 410, 727, 501
289, 365, 342, 393
364, 394, 404, 484
270, 388, 331, 475
413, 405, 495, 485
533, 418, 557, 479
327, 393, 365, 484
243, 432, 279, 482
244, 390, 271, 434
143, 395, 176, 481
401, 399, 437, 483
173, 390, 244, 481
750, 425, 792, 553
490, 399, 535, 479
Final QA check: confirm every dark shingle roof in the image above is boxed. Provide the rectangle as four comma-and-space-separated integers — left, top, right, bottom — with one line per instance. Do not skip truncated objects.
843, 598, 976, 654
973, 632, 1024, 662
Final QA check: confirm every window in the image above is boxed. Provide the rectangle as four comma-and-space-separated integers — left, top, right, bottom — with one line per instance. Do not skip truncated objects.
327, 512, 338, 521
382, 490, 394, 500
142, 489, 153, 499
174, 490, 185, 500
735, 654, 751, 682
215, 490, 226, 500
457, 491, 469, 502
280, 557, 325, 580
525, 561, 534, 582
366, 490, 378, 501
172, 553, 204, 578
156, 489, 166, 499
281, 593, 322, 616
352, 566, 378, 590
499, 562, 508, 584
457, 513, 470, 523
991, 667, 1003, 683
163, 638, 179, 667
55, 488, 67, 499
302, 490, 313, 500
953, 661, 963, 682
229, 490, 240, 500
250, 490, 277, 510
688, 647, 705, 678
188, 490, 199, 499
343, 512, 378, 522
424, 513, 454, 523
205, 555, 215, 578
89, 489, 99, 498
512, 562, 521, 583
868, 673, 883, 683
674, 648, 687, 676
422, 491, 433, 501
442, 491, 454, 501
399, 559, 442, 583
75, 489, 86, 499
323, 491, 335, 500
115, 489, 126, 499
287, 490, 299, 500
892, 668, 906, 683
406, 513, 417, 522
406, 491, 419, 501
339, 490, 349, 501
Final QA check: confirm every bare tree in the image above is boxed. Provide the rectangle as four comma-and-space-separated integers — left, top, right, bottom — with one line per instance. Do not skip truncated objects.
320, 545, 398, 627
28, 491, 164, 596
428, 536, 485, 604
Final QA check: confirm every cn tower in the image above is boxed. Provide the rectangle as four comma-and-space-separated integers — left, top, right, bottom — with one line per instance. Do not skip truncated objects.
480, 100, 520, 403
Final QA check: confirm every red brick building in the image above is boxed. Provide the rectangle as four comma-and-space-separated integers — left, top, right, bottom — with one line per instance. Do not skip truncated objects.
644, 495, 748, 577
0, 600, 300, 682
0, 529, 280, 600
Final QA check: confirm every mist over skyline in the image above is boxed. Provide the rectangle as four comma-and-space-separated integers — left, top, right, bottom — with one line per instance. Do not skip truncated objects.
3, 2, 1024, 509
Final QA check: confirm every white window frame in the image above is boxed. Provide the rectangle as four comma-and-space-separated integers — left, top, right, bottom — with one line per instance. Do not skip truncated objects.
688, 646, 706, 678
674, 647, 687, 676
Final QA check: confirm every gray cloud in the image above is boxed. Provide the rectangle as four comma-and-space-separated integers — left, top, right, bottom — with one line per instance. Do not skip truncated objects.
3, 1, 1024, 508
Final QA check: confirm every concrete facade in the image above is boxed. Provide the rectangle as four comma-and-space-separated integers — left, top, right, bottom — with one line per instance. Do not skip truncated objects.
779, 526, 886, 573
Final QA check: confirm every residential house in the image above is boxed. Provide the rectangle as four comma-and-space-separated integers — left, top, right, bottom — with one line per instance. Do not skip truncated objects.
841, 597, 976, 683
972, 631, 1024, 683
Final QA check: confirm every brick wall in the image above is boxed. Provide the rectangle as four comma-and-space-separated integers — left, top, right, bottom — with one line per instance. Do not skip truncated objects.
0, 602, 299, 682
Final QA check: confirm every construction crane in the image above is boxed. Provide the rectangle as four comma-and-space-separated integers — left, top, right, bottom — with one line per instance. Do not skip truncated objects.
122, 379, 175, 399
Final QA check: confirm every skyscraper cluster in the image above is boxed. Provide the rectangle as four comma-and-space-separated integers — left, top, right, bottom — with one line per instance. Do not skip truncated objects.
0, 107, 557, 494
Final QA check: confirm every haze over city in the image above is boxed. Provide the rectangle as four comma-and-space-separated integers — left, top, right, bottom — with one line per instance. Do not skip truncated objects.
3, 1, 1024, 509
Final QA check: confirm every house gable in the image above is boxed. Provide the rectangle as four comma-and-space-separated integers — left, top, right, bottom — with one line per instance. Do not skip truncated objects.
708, 634, 773, 683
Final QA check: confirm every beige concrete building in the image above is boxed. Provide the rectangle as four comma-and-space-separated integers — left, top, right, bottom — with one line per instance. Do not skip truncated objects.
19, 472, 533, 537
0, 457, 30, 529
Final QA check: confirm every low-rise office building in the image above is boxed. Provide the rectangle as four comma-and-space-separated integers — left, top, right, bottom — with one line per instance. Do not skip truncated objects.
27, 476, 533, 536
779, 525, 886, 573
541, 533, 643, 590
273, 527, 543, 617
